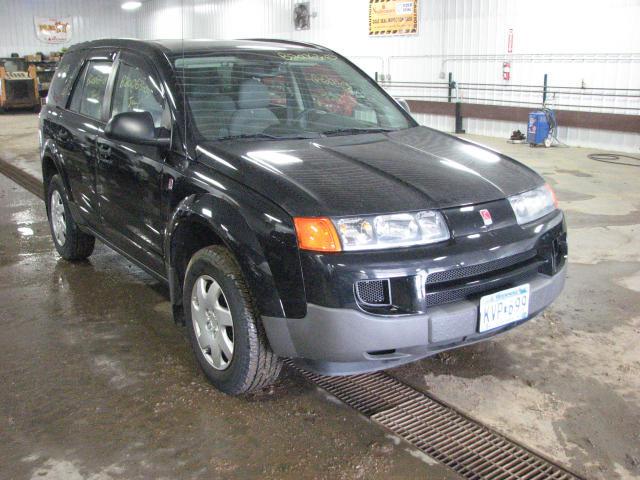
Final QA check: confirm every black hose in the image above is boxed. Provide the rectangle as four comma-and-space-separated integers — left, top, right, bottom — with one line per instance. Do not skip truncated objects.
587, 153, 640, 167
540, 107, 564, 146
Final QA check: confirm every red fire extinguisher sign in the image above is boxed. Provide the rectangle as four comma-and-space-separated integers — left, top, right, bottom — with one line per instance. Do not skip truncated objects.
505, 29, 513, 80
503, 62, 511, 81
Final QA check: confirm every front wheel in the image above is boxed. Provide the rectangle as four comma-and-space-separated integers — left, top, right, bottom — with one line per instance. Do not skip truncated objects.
183, 245, 282, 395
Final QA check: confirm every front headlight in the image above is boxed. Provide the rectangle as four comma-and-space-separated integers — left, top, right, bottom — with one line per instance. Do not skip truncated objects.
334, 210, 450, 251
508, 184, 557, 225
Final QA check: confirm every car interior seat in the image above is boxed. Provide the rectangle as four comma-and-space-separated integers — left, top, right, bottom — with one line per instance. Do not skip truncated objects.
186, 70, 236, 138
228, 79, 279, 136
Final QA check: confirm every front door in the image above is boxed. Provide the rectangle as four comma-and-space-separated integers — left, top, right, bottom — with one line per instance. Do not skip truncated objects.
96, 51, 171, 274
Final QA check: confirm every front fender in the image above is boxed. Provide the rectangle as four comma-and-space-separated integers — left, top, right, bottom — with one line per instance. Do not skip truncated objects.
165, 192, 307, 319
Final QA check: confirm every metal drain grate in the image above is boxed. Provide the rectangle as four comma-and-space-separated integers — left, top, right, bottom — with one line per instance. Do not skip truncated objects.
373, 397, 577, 480
293, 367, 422, 416
288, 361, 582, 480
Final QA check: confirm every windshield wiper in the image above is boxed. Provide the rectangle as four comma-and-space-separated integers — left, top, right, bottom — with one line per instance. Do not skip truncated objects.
216, 132, 320, 142
216, 133, 280, 141
321, 127, 394, 137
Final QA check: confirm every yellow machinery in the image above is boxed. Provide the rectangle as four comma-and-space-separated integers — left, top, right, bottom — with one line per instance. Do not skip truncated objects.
0, 58, 40, 112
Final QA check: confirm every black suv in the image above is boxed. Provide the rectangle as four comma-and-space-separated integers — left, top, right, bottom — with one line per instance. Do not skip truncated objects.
40, 39, 567, 394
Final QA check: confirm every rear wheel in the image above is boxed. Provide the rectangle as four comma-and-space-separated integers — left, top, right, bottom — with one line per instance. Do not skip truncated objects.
47, 174, 95, 261
183, 245, 282, 395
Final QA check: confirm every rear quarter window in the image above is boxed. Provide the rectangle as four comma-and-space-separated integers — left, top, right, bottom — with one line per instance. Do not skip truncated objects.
46, 51, 84, 107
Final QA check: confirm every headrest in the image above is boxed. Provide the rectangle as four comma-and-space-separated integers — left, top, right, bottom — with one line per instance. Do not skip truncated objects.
189, 94, 235, 113
212, 95, 236, 111
237, 79, 270, 109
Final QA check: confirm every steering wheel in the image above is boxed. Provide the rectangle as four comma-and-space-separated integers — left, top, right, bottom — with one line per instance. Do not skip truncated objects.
295, 108, 328, 128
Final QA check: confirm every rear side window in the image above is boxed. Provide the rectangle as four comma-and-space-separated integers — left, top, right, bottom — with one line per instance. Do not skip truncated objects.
69, 61, 113, 120
46, 51, 83, 107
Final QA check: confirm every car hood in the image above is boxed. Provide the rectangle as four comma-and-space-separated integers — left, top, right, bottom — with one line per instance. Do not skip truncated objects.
197, 126, 544, 217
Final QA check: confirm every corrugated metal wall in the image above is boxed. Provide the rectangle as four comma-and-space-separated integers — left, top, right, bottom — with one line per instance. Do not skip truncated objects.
137, 0, 640, 152
2, 0, 637, 151
136, 0, 446, 77
0, 0, 138, 57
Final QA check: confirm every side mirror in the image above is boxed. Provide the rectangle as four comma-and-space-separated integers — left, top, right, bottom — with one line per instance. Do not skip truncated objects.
395, 98, 411, 114
104, 111, 170, 147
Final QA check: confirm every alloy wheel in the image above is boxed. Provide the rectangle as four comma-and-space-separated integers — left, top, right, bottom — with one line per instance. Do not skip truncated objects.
190, 275, 234, 370
50, 190, 67, 246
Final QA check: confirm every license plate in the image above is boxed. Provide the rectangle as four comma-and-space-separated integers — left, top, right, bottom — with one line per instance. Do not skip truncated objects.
479, 284, 530, 333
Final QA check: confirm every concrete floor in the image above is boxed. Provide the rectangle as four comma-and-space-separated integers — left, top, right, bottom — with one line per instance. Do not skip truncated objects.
1, 113, 639, 479
392, 134, 640, 479
0, 176, 454, 480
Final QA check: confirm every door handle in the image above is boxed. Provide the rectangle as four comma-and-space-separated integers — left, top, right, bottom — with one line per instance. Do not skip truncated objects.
57, 130, 70, 141
97, 143, 112, 155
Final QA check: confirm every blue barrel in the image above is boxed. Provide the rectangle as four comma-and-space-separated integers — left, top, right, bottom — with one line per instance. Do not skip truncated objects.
527, 111, 551, 145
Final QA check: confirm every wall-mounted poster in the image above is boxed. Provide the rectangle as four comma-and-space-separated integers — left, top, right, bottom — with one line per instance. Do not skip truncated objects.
369, 0, 418, 36
34, 17, 72, 44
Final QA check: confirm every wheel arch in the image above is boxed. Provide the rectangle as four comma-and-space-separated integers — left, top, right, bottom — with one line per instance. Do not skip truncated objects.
165, 193, 299, 321
41, 141, 74, 205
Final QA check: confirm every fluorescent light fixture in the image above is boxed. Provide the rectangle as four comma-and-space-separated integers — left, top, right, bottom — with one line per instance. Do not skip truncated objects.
121, 1, 142, 10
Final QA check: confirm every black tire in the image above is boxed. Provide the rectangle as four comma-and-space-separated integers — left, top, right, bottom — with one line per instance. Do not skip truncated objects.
46, 174, 95, 261
183, 245, 282, 395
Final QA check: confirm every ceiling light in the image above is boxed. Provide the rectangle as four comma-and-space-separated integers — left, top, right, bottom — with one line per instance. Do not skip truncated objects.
121, 1, 142, 10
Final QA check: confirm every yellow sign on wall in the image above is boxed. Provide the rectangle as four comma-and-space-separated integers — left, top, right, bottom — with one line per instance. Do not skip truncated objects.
369, 0, 418, 36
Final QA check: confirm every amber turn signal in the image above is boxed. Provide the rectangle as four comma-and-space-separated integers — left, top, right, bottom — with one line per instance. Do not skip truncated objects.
294, 217, 342, 252
544, 183, 559, 208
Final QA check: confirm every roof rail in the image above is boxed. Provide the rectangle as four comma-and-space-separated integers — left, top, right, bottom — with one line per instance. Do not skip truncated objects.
66, 38, 153, 52
242, 38, 329, 51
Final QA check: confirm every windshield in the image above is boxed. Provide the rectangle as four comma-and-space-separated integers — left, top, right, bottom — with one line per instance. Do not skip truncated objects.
173, 49, 414, 141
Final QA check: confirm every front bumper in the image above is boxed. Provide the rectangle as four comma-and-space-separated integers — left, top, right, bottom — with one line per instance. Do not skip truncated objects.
263, 207, 567, 375
263, 265, 566, 375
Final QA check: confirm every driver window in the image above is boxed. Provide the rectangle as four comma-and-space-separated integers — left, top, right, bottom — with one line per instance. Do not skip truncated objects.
111, 62, 167, 128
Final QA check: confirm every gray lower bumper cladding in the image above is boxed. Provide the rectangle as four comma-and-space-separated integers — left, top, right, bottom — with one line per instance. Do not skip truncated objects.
263, 266, 566, 375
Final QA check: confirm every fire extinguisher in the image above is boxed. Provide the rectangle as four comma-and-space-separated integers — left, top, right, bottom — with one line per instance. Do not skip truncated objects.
503, 62, 511, 81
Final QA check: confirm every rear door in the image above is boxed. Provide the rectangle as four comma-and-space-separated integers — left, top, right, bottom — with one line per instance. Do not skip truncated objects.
96, 50, 171, 274
62, 51, 115, 228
